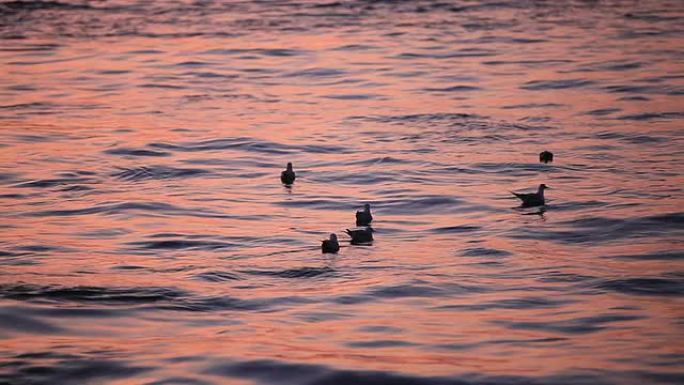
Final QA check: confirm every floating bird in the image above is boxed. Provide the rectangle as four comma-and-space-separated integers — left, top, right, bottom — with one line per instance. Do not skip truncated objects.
280, 162, 296, 185
355, 203, 373, 226
321, 233, 340, 253
346, 227, 374, 245
512, 184, 550, 207
539, 150, 554, 164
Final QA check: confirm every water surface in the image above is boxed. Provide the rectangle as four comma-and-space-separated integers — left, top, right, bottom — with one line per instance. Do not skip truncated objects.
1, 1, 683, 384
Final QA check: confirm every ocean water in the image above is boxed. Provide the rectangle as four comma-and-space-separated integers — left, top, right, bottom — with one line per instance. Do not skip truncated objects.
0, 1, 683, 384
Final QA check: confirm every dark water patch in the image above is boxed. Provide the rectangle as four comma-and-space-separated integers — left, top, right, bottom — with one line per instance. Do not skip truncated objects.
0, 306, 64, 334
149, 137, 351, 155
537, 272, 595, 283
483, 59, 573, 66
112, 265, 146, 270
242, 267, 335, 279
0, 284, 186, 305
194, 271, 242, 282
616, 112, 684, 121
495, 313, 644, 334
324, 93, 381, 100
204, 48, 304, 57
28, 201, 225, 218
105, 148, 170, 157
511, 212, 684, 244
369, 283, 444, 299
164, 295, 310, 313
346, 340, 417, 348
97, 69, 130, 75
139, 83, 186, 90
521, 79, 594, 90
396, 48, 496, 59
488, 337, 569, 346
14, 177, 97, 188
585, 108, 621, 116
0, 0, 91, 14
287, 68, 346, 78
145, 377, 212, 385
203, 358, 642, 385
594, 131, 666, 144
422, 85, 481, 92
1, 357, 150, 384
355, 112, 484, 125
595, 277, 684, 297
357, 325, 403, 333
112, 166, 208, 181
502, 103, 564, 109
460, 247, 511, 257
619, 95, 650, 101
436, 296, 572, 312
431, 225, 481, 234
378, 196, 464, 215
606, 84, 684, 95
59, 185, 93, 192
129, 239, 237, 251
606, 251, 683, 261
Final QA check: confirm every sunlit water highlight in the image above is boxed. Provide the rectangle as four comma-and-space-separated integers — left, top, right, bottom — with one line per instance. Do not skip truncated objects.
1, 1, 683, 384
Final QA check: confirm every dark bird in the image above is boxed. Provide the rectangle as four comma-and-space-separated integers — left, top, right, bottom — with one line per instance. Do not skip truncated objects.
539, 150, 554, 164
355, 203, 373, 226
321, 233, 340, 253
512, 184, 550, 207
345, 228, 374, 245
280, 162, 296, 185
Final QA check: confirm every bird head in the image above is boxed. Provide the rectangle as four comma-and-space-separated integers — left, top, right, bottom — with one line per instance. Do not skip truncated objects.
329, 233, 338, 241
286, 162, 293, 171
539, 184, 550, 190
364, 203, 371, 212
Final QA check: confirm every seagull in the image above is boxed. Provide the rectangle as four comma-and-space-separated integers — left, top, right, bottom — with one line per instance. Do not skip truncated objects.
321, 233, 340, 253
345, 228, 374, 245
355, 203, 373, 226
281, 162, 296, 185
512, 184, 550, 207
539, 150, 554, 164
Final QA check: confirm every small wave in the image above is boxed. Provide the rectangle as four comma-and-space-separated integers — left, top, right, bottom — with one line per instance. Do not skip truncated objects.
194, 271, 242, 282
422, 85, 481, 92
431, 225, 481, 234
520, 79, 594, 90
460, 247, 511, 257
0, 284, 186, 304
595, 277, 684, 297
435, 296, 572, 311
242, 267, 335, 279
149, 137, 351, 155
14, 177, 97, 189
112, 166, 209, 181
104, 148, 170, 157
616, 112, 684, 121
494, 313, 644, 334
606, 251, 683, 261
129, 239, 237, 251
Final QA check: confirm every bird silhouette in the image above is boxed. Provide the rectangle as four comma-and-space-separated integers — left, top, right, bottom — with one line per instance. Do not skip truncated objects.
512, 184, 550, 207
355, 203, 373, 226
321, 233, 340, 253
539, 151, 554, 164
346, 227, 374, 245
281, 162, 296, 185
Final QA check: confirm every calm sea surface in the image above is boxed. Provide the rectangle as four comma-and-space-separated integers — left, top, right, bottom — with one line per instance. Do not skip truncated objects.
1, 1, 683, 384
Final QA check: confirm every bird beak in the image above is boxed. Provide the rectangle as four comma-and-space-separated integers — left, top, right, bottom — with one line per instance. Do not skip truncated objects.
545, 186, 552, 189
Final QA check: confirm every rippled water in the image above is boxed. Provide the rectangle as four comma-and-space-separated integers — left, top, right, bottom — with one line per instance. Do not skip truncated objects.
1, 1, 683, 384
